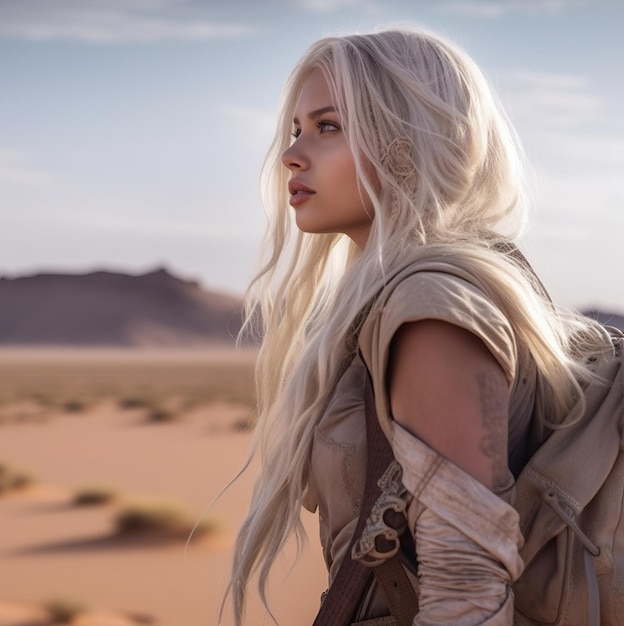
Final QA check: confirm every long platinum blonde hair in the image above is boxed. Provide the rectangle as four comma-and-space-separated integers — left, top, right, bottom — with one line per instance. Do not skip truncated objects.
227, 26, 609, 624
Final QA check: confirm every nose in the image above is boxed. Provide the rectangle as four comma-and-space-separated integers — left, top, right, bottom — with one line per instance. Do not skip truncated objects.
281, 140, 309, 171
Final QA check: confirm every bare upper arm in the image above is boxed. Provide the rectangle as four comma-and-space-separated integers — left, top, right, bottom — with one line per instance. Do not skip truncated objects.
388, 319, 510, 490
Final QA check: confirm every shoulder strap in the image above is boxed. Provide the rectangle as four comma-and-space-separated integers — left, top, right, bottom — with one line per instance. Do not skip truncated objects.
313, 375, 417, 626
312, 377, 394, 625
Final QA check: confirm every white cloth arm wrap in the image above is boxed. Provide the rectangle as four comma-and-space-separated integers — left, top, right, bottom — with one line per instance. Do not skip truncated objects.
391, 423, 525, 626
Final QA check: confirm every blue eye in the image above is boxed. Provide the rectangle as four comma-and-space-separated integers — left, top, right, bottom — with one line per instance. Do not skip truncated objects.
317, 120, 339, 133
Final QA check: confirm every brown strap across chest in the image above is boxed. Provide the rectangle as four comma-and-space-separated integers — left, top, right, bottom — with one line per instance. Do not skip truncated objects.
312, 376, 418, 626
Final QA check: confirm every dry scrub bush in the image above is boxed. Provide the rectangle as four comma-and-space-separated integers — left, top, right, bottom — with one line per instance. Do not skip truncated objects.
44, 597, 87, 624
62, 398, 90, 413
146, 406, 180, 423
0, 357, 256, 411
115, 498, 218, 540
73, 486, 119, 506
232, 416, 254, 432
118, 395, 152, 409
117, 394, 180, 422
0, 461, 35, 494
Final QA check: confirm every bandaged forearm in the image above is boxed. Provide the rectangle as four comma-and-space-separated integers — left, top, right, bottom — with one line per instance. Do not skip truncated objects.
414, 505, 515, 625
391, 423, 524, 626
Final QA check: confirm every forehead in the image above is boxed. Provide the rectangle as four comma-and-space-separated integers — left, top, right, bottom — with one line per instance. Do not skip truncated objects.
293, 69, 335, 118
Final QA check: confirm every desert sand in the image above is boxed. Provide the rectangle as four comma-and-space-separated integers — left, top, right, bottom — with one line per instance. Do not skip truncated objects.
0, 348, 327, 626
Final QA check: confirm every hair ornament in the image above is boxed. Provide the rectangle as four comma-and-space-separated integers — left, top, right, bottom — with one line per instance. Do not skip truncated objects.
381, 136, 417, 179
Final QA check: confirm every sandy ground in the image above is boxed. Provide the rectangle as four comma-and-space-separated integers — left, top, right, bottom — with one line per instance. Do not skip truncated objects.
0, 349, 327, 626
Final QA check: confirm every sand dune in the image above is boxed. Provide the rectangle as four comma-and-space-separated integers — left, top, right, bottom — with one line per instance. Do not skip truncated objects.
0, 348, 326, 626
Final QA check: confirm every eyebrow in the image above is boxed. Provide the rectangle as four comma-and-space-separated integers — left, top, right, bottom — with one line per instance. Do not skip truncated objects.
293, 106, 337, 126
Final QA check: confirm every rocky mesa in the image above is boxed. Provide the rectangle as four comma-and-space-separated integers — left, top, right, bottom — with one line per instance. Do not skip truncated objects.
0, 267, 244, 347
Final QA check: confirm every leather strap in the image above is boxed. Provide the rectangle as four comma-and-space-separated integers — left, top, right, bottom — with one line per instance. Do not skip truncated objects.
313, 375, 418, 625
313, 376, 396, 625
374, 557, 418, 626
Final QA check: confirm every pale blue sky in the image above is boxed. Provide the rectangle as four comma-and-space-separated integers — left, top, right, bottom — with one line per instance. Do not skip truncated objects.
1, 0, 622, 311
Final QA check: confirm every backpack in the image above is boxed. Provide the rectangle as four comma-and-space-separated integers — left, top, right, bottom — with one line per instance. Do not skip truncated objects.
512, 329, 624, 626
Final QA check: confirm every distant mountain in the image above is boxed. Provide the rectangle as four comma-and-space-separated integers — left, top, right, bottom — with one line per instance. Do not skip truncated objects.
0, 267, 245, 347
583, 309, 624, 332
1, 267, 621, 347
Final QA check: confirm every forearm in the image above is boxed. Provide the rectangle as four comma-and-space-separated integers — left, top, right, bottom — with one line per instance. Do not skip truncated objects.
392, 423, 524, 626
414, 506, 515, 625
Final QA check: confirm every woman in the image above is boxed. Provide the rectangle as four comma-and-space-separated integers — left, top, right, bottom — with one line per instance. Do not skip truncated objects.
227, 27, 610, 625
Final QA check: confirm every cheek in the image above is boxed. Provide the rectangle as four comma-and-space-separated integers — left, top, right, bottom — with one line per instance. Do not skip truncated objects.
340, 146, 377, 206
342, 160, 375, 215
363, 158, 380, 202
333, 151, 363, 197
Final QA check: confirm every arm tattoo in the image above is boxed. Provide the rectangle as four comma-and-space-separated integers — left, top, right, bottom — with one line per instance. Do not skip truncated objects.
476, 372, 508, 488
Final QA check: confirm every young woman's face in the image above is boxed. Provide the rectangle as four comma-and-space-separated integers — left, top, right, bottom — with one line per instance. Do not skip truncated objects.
281, 69, 373, 248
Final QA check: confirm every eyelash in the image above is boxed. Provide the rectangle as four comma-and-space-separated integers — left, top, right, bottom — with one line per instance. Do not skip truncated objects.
291, 120, 340, 138
318, 120, 339, 133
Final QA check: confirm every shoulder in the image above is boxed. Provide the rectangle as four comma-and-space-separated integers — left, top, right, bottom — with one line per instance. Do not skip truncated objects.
364, 266, 517, 382
388, 318, 510, 489
358, 262, 517, 443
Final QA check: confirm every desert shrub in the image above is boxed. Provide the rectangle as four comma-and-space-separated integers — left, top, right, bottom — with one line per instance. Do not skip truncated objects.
0, 354, 257, 411
115, 498, 217, 540
29, 391, 55, 407
0, 400, 46, 425
118, 396, 181, 422
44, 597, 87, 624
63, 398, 89, 413
118, 395, 152, 409
146, 406, 180, 423
0, 462, 35, 494
73, 486, 118, 506
125, 611, 157, 624
232, 416, 253, 432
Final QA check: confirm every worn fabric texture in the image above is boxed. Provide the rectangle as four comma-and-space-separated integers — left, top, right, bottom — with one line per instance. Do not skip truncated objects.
513, 334, 624, 626
305, 260, 537, 624
393, 423, 523, 625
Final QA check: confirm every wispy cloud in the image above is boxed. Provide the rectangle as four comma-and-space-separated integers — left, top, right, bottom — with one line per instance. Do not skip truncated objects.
217, 104, 277, 142
55, 212, 259, 240
535, 224, 589, 242
0, 0, 259, 43
501, 69, 605, 130
539, 132, 624, 171
438, 0, 590, 18
296, 0, 381, 12
496, 68, 624, 271
498, 69, 624, 180
537, 171, 624, 217
0, 149, 55, 186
